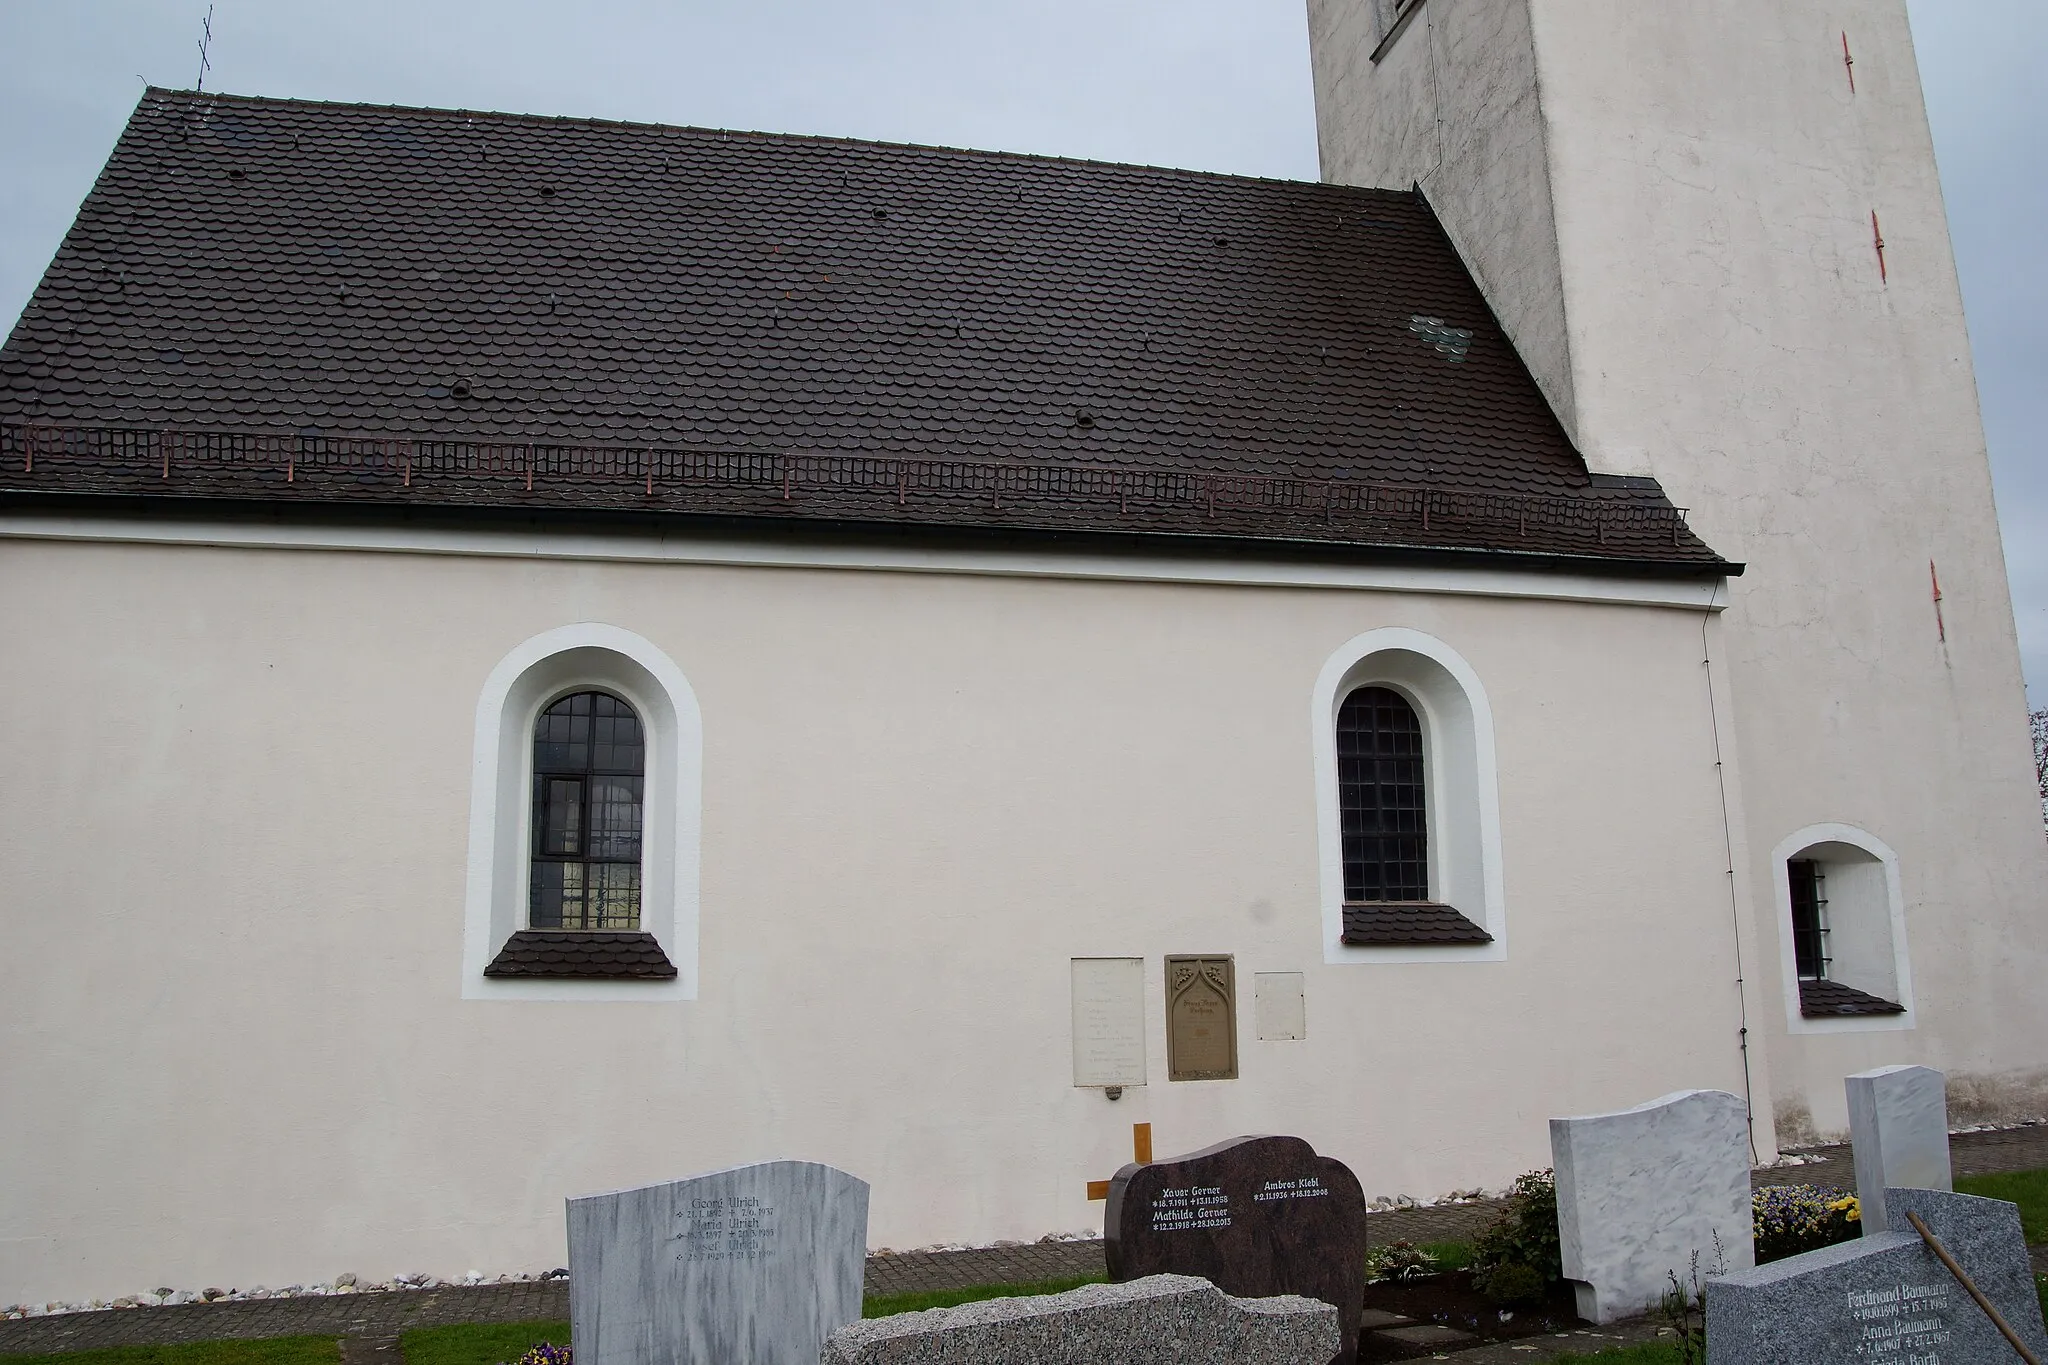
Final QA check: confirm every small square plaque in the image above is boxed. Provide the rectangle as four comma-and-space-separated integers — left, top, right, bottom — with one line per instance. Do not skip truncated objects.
1166, 955, 1238, 1081
1253, 972, 1306, 1040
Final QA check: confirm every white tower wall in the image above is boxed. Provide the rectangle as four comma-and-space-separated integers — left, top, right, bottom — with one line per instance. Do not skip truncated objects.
1308, 0, 2048, 1143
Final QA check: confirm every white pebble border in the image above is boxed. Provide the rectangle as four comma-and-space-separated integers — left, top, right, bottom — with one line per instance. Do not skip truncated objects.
1, 1270, 567, 1321
869, 1229, 1100, 1256
10, 1119, 2041, 1322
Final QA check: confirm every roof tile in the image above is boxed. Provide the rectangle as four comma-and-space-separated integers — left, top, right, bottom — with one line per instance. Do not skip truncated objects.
0, 90, 1729, 570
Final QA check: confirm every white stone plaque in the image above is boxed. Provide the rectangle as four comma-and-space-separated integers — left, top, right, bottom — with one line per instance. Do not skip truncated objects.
1071, 957, 1147, 1087
1253, 973, 1306, 1040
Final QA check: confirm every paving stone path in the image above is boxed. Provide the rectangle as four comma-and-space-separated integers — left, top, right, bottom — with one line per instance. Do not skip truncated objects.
4, 1125, 2042, 1359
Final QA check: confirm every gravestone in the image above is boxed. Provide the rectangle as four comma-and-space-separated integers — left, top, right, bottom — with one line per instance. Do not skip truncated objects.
1104, 1135, 1366, 1364
1846, 1065, 1952, 1234
1551, 1089, 1756, 1324
1705, 1186, 2048, 1364
566, 1159, 867, 1365
820, 1273, 1339, 1365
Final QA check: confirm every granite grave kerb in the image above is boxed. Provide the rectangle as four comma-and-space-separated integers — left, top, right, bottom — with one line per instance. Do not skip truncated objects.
820, 1273, 1338, 1365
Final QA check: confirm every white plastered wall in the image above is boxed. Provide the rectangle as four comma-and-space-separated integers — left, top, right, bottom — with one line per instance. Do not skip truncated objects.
1304, 0, 2048, 1142
2, 533, 1751, 1304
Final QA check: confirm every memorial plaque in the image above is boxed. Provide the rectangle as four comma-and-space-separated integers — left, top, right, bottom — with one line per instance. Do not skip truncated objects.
1704, 1186, 2048, 1364
1254, 972, 1307, 1041
1166, 955, 1238, 1081
1104, 1135, 1368, 1365
567, 1159, 868, 1365
1071, 957, 1147, 1088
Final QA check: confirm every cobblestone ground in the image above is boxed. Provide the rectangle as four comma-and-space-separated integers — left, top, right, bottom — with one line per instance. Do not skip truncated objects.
4, 1125, 2042, 1357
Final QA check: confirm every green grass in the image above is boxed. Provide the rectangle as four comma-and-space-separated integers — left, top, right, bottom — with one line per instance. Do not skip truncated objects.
398, 1321, 566, 1365
861, 1273, 1107, 1319
1418, 1239, 1472, 1272
0, 1338, 339, 1365
1956, 1167, 2048, 1244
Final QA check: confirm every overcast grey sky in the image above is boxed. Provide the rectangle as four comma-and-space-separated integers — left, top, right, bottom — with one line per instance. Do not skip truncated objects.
1, 0, 2040, 701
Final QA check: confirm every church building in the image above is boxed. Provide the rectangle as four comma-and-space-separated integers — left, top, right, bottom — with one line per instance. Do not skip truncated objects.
3, 0, 2043, 1304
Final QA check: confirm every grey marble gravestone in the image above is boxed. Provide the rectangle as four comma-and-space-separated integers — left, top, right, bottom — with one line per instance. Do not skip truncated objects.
820, 1273, 1338, 1365
1552, 1089, 1755, 1324
1846, 1065, 1952, 1234
1704, 1187, 2047, 1365
567, 1160, 868, 1365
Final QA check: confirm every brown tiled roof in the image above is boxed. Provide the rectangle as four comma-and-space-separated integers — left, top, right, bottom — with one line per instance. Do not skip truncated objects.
1340, 902, 1493, 946
482, 930, 678, 979
0, 89, 1730, 572
1798, 979, 1905, 1017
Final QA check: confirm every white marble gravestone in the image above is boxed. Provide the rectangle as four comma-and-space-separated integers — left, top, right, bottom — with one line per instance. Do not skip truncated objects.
1846, 1065, 1951, 1235
1705, 1186, 2048, 1364
567, 1160, 869, 1365
1551, 1089, 1756, 1324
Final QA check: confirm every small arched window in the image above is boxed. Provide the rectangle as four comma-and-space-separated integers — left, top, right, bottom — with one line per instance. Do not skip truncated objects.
529, 691, 645, 930
1775, 829, 1910, 1024
1337, 685, 1430, 902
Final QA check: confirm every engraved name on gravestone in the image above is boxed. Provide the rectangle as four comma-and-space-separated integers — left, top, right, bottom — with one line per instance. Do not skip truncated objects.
1166, 956, 1237, 1082
1105, 1135, 1367, 1365
1704, 1187, 2048, 1365
567, 1160, 868, 1365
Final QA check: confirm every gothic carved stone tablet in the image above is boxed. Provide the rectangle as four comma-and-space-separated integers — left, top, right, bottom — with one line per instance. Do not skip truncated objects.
1166, 956, 1237, 1082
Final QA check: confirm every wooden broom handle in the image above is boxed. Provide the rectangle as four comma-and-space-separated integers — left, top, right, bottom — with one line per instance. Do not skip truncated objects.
1903, 1210, 2042, 1365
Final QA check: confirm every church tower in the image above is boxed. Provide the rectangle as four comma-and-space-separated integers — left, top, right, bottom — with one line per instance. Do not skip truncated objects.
1307, 0, 2048, 1140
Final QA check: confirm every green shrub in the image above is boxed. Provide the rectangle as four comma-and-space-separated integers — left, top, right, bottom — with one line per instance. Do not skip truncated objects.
1468, 1169, 1562, 1305
1481, 1260, 1548, 1306
1752, 1185, 1860, 1263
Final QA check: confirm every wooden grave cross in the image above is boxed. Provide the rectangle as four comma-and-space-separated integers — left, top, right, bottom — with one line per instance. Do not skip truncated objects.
1086, 1122, 1153, 1201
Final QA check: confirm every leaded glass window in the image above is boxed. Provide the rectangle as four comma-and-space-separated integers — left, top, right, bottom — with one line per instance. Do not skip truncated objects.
1337, 685, 1429, 902
529, 691, 644, 930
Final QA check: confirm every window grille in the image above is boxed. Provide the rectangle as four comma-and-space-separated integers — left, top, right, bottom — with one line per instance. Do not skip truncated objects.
530, 691, 644, 930
1788, 858, 1830, 980
1337, 685, 1429, 902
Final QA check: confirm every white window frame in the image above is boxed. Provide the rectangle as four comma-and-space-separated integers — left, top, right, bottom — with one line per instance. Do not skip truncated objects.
1312, 627, 1507, 964
1771, 823, 1914, 1034
461, 623, 703, 1001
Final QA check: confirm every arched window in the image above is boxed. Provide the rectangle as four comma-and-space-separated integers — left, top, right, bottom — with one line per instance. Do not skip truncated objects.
1338, 686, 1430, 901
1772, 826, 1912, 1028
464, 623, 701, 997
530, 691, 644, 931
1313, 629, 1503, 958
